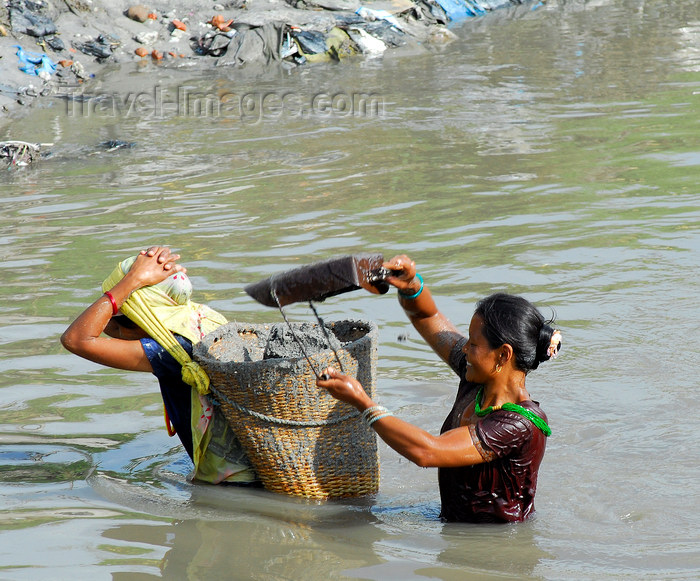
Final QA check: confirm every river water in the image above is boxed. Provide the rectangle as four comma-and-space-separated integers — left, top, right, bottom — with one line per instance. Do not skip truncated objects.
1, 0, 699, 578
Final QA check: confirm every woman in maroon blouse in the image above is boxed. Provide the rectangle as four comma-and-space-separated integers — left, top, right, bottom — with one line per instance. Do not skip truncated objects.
318, 255, 561, 523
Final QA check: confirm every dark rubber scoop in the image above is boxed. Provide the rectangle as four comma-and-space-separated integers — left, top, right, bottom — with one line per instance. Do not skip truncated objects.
244, 253, 394, 308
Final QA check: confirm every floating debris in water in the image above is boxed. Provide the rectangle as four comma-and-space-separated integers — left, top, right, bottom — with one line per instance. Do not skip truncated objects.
99, 140, 136, 151
0, 140, 52, 167
84, 140, 137, 156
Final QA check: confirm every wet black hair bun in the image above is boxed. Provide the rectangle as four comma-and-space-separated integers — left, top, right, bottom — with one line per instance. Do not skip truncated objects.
475, 293, 560, 373
534, 324, 555, 367
534, 324, 561, 370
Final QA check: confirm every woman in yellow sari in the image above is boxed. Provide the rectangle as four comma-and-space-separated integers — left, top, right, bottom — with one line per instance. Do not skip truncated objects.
61, 246, 257, 485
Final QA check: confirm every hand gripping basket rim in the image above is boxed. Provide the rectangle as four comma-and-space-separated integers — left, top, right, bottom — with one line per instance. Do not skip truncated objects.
193, 319, 379, 499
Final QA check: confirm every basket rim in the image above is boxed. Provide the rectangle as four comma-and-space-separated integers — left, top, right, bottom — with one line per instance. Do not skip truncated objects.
193, 319, 378, 368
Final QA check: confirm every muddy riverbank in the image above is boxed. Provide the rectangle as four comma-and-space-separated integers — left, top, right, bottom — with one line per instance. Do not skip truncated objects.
0, 0, 531, 125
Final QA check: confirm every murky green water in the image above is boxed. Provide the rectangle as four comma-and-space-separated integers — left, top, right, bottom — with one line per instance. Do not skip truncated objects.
2, 0, 700, 578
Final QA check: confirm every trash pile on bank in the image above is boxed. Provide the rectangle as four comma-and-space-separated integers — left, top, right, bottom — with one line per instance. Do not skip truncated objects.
0, 139, 51, 165
0, 0, 534, 110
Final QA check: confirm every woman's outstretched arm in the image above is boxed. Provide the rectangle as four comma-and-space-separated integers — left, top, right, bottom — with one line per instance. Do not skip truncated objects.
317, 367, 484, 468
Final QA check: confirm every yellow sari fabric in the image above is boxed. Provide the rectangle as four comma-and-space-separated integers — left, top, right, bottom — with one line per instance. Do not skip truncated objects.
101, 256, 226, 394
101, 256, 254, 484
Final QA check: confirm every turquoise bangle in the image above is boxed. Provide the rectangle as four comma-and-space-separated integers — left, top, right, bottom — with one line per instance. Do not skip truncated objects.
361, 405, 387, 422
367, 412, 393, 427
398, 273, 424, 300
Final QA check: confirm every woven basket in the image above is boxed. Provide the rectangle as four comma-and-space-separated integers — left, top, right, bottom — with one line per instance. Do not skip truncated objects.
193, 320, 379, 500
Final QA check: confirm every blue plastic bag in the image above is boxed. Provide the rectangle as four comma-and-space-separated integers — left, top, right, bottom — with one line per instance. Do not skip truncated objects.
433, 0, 519, 22
14, 45, 56, 77
431, 0, 481, 21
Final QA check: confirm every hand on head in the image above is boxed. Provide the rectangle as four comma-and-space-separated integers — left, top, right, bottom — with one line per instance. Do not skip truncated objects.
130, 246, 187, 288
140, 246, 181, 267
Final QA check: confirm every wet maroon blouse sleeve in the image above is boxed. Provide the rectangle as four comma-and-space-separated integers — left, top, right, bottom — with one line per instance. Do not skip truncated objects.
474, 410, 533, 461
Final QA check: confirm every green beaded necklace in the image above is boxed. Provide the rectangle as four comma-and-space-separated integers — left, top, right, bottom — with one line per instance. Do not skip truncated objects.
474, 387, 551, 437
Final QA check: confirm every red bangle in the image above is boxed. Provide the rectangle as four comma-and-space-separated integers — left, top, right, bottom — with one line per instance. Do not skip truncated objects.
104, 291, 119, 316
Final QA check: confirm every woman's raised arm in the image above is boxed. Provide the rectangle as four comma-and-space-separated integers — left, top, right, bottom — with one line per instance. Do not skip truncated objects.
60, 247, 185, 372
382, 254, 464, 365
